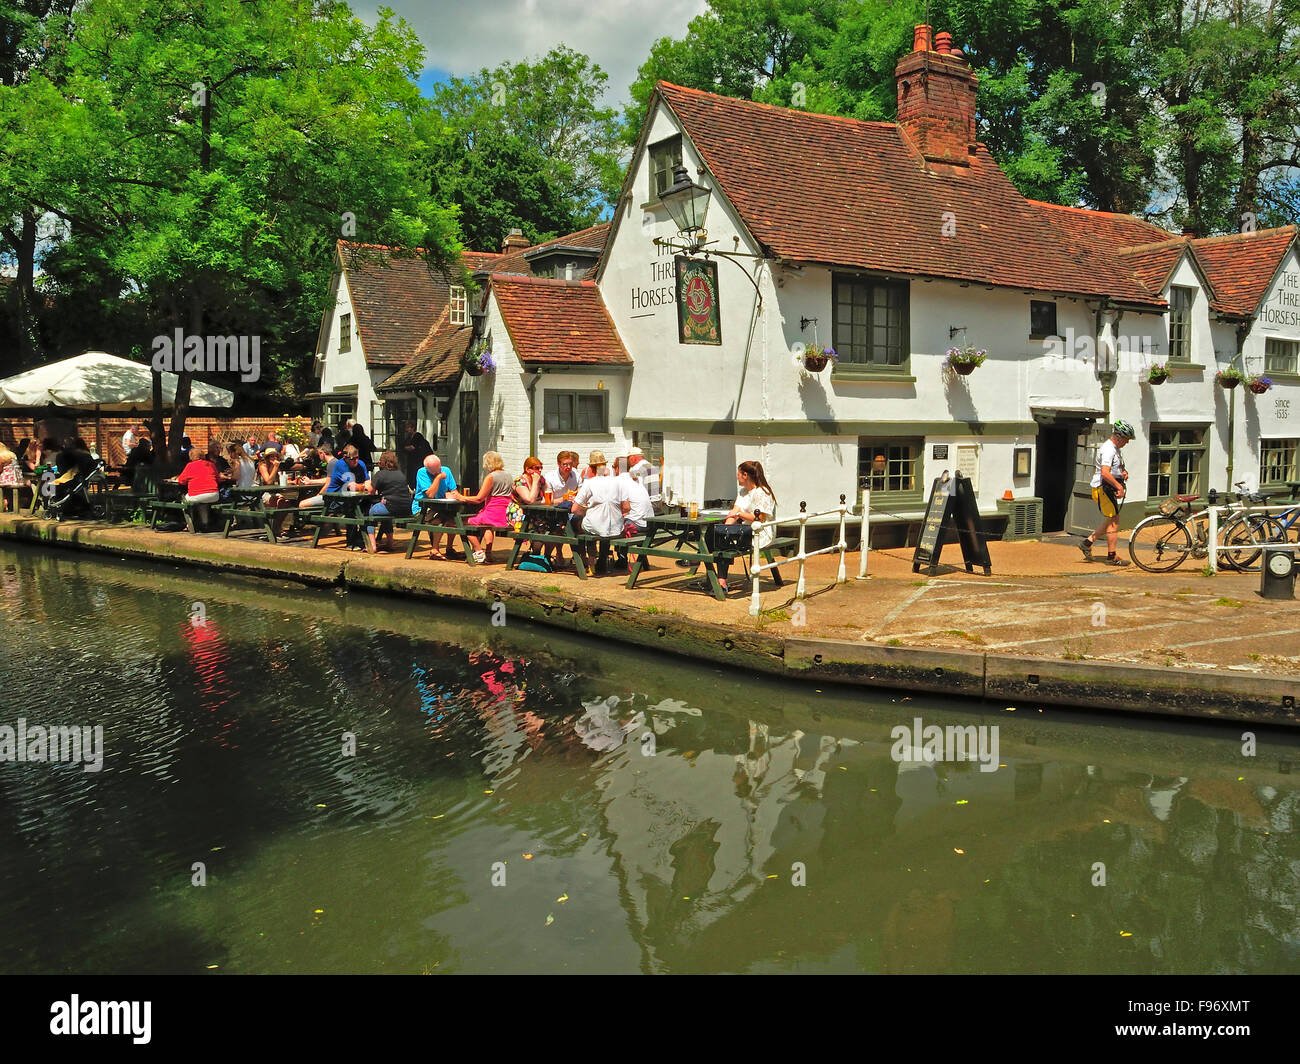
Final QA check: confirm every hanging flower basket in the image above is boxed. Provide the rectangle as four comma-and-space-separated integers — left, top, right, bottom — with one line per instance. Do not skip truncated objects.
797, 344, 837, 373
1247, 375, 1273, 395
1147, 364, 1168, 385
1216, 366, 1245, 390
944, 344, 987, 376
461, 349, 495, 377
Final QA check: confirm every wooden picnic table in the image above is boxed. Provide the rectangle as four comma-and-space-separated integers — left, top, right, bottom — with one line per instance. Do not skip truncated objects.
504, 503, 626, 579
307, 489, 378, 548
1, 473, 38, 514
403, 497, 478, 559
622, 513, 732, 598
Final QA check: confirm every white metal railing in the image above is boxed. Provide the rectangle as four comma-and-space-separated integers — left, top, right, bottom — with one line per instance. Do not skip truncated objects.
749, 495, 855, 616
1206, 502, 1300, 573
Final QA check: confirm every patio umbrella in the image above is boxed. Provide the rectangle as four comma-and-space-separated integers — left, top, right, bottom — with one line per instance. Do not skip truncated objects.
0, 351, 234, 456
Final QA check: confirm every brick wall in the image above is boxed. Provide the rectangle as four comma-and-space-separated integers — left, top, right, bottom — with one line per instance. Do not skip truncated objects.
0, 416, 311, 466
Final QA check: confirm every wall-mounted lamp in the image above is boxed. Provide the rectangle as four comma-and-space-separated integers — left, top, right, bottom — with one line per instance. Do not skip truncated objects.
800, 317, 818, 331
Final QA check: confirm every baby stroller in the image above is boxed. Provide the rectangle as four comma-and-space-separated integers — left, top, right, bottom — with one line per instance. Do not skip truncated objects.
44, 460, 108, 521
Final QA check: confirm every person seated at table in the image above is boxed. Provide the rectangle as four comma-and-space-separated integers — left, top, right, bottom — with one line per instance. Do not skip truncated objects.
613, 456, 654, 570
262, 431, 283, 453
299, 444, 367, 511
298, 443, 329, 480
225, 442, 255, 489
711, 460, 778, 587
452, 450, 512, 565
544, 451, 580, 507
16, 438, 35, 474
363, 450, 412, 553
415, 454, 459, 559
570, 451, 630, 574
506, 456, 545, 531
174, 444, 221, 529
0, 442, 21, 488
124, 430, 154, 480
242, 434, 260, 458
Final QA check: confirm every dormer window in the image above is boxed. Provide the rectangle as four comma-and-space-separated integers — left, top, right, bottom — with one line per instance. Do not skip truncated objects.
1168, 287, 1194, 361
650, 136, 683, 200
450, 286, 467, 326
339, 312, 351, 353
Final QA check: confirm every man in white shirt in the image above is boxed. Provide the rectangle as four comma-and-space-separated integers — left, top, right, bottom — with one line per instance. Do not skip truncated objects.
615, 458, 655, 571
1081, 419, 1134, 566
121, 426, 137, 459
626, 446, 662, 506
571, 450, 629, 571
544, 450, 581, 508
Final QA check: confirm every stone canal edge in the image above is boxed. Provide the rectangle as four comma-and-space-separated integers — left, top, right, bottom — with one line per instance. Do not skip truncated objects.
4, 513, 1296, 729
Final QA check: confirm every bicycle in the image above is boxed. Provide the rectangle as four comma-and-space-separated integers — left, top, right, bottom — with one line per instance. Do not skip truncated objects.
1127, 484, 1267, 572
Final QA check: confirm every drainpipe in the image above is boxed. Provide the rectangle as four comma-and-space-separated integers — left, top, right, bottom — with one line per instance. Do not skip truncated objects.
1095, 303, 1119, 424
527, 368, 543, 459
1227, 320, 1252, 489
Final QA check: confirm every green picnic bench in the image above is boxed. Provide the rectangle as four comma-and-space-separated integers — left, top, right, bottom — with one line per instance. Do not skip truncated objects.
402, 497, 516, 564
623, 514, 797, 600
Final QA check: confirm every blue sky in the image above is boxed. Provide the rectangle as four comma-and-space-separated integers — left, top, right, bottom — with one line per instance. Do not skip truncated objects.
357, 0, 708, 107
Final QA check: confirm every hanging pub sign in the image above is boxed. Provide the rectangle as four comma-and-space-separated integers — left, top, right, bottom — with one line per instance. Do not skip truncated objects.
675, 256, 722, 345
912, 471, 992, 576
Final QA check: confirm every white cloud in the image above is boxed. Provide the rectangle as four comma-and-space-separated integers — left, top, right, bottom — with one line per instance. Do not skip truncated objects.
357, 0, 708, 106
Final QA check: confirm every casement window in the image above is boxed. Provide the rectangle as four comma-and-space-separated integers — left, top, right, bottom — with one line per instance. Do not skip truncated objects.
322, 400, 354, 427
339, 313, 352, 353
1148, 426, 1207, 499
544, 390, 609, 434
650, 136, 683, 199
833, 275, 910, 371
1260, 438, 1299, 487
632, 431, 664, 465
1264, 338, 1298, 375
858, 438, 924, 504
449, 286, 467, 326
1167, 287, 1194, 361
1030, 300, 1058, 338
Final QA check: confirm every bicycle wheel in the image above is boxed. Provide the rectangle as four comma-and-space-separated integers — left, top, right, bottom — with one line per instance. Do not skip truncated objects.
1128, 515, 1193, 572
1218, 513, 1281, 571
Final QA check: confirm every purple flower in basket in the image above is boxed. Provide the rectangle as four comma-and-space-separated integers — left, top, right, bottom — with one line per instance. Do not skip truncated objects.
478, 350, 496, 372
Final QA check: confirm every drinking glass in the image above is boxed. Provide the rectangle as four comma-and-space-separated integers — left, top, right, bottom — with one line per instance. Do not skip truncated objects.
689, 501, 699, 519
544, 488, 553, 505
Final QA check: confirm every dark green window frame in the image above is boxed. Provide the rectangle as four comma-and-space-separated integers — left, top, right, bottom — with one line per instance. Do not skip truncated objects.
1147, 424, 1207, 500
858, 437, 924, 506
1168, 287, 1194, 361
544, 390, 609, 435
1264, 338, 1298, 375
650, 136, 683, 200
1260, 438, 1298, 486
1030, 300, 1058, 339
833, 274, 910, 372
339, 312, 352, 353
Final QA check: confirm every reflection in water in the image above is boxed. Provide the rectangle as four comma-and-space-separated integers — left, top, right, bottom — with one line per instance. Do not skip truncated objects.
0, 544, 1297, 975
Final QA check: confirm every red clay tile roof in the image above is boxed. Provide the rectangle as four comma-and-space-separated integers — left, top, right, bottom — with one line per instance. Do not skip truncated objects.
1027, 201, 1173, 253
377, 309, 473, 392
1116, 239, 1194, 298
656, 82, 1166, 307
337, 242, 468, 368
487, 222, 610, 277
490, 275, 631, 366
1189, 226, 1298, 317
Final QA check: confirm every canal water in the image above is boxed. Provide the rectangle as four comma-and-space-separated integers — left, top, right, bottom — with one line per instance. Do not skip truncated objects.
0, 543, 1297, 975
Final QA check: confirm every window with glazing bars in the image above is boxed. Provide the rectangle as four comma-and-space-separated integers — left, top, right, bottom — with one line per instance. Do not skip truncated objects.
1260, 439, 1298, 486
544, 391, 608, 434
834, 276, 909, 368
1148, 426, 1205, 498
1265, 338, 1298, 374
857, 439, 923, 501
1167, 287, 1193, 361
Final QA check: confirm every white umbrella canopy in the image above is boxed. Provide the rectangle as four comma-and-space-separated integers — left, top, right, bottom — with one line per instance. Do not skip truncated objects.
0, 351, 234, 410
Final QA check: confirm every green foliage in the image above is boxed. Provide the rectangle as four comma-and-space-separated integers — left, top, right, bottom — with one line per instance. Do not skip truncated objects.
420, 45, 622, 249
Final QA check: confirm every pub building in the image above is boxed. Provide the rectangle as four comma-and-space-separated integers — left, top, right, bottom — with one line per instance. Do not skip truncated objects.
313, 24, 1299, 543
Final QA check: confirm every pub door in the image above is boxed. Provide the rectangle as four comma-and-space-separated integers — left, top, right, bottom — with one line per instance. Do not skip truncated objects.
1035, 426, 1076, 533
458, 392, 479, 486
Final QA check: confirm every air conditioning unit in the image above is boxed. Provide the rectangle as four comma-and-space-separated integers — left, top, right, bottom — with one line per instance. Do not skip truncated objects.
997, 496, 1042, 541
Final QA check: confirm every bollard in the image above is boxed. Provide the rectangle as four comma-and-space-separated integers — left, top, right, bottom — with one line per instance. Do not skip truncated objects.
1208, 505, 1219, 574
857, 490, 870, 579
796, 501, 808, 600
836, 494, 848, 584
749, 517, 764, 616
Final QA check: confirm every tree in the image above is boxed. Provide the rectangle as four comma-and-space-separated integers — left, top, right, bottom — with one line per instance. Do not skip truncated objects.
421, 45, 623, 246
0, 0, 463, 457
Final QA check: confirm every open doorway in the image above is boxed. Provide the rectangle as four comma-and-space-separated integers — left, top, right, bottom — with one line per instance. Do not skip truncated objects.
1035, 426, 1076, 533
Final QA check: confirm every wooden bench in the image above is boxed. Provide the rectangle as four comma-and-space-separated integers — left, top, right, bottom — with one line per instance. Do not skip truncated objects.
213, 501, 278, 543
0, 481, 34, 514
504, 529, 617, 578
402, 510, 515, 564
624, 533, 799, 600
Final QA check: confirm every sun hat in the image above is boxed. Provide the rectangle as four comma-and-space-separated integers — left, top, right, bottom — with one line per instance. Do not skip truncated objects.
627, 446, 644, 458
588, 450, 607, 468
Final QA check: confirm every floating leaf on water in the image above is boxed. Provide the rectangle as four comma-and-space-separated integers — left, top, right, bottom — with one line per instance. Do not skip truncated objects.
1004, 707, 1016, 712
206, 964, 218, 969
557, 894, 569, 904
429, 814, 444, 820
314, 909, 324, 914
1102, 819, 1110, 823
1120, 931, 1133, 937
484, 789, 494, 795
523, 853, 533, 859
545, 913, 554, 926
315, 803, 327, 808
766, 874, 779, 880
953, 848, 965, 854
955, 799, 968, 805
839, 766, 847, 771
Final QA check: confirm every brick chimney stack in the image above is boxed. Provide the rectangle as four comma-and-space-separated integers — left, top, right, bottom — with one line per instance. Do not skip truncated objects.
895, 25, 978, 166
501, 228, 530, 253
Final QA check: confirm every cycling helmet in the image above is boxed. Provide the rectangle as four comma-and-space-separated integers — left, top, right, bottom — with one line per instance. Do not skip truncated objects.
1112, 419, 1135, 440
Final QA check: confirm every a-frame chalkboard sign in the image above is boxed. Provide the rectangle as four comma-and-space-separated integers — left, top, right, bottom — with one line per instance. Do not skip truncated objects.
912, 471, 992, 575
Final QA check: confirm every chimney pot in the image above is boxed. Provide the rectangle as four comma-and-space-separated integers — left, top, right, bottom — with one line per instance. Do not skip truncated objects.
912, 24, 932, 52
501, 228, 530, 253
934, 31, 953, 54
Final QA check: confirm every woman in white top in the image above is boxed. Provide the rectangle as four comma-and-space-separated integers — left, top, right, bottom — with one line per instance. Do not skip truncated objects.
713, 460, 777, 585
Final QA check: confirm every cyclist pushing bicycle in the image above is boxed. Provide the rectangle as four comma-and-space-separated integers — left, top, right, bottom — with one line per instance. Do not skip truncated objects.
1080, 419, 1135, 566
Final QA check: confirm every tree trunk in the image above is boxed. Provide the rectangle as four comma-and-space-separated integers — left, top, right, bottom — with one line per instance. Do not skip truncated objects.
170, 294, 200, 464
15, 207, 38, 366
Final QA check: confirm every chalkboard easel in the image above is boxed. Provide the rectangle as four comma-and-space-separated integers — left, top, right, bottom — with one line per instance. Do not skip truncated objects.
912, 471, 992, 575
